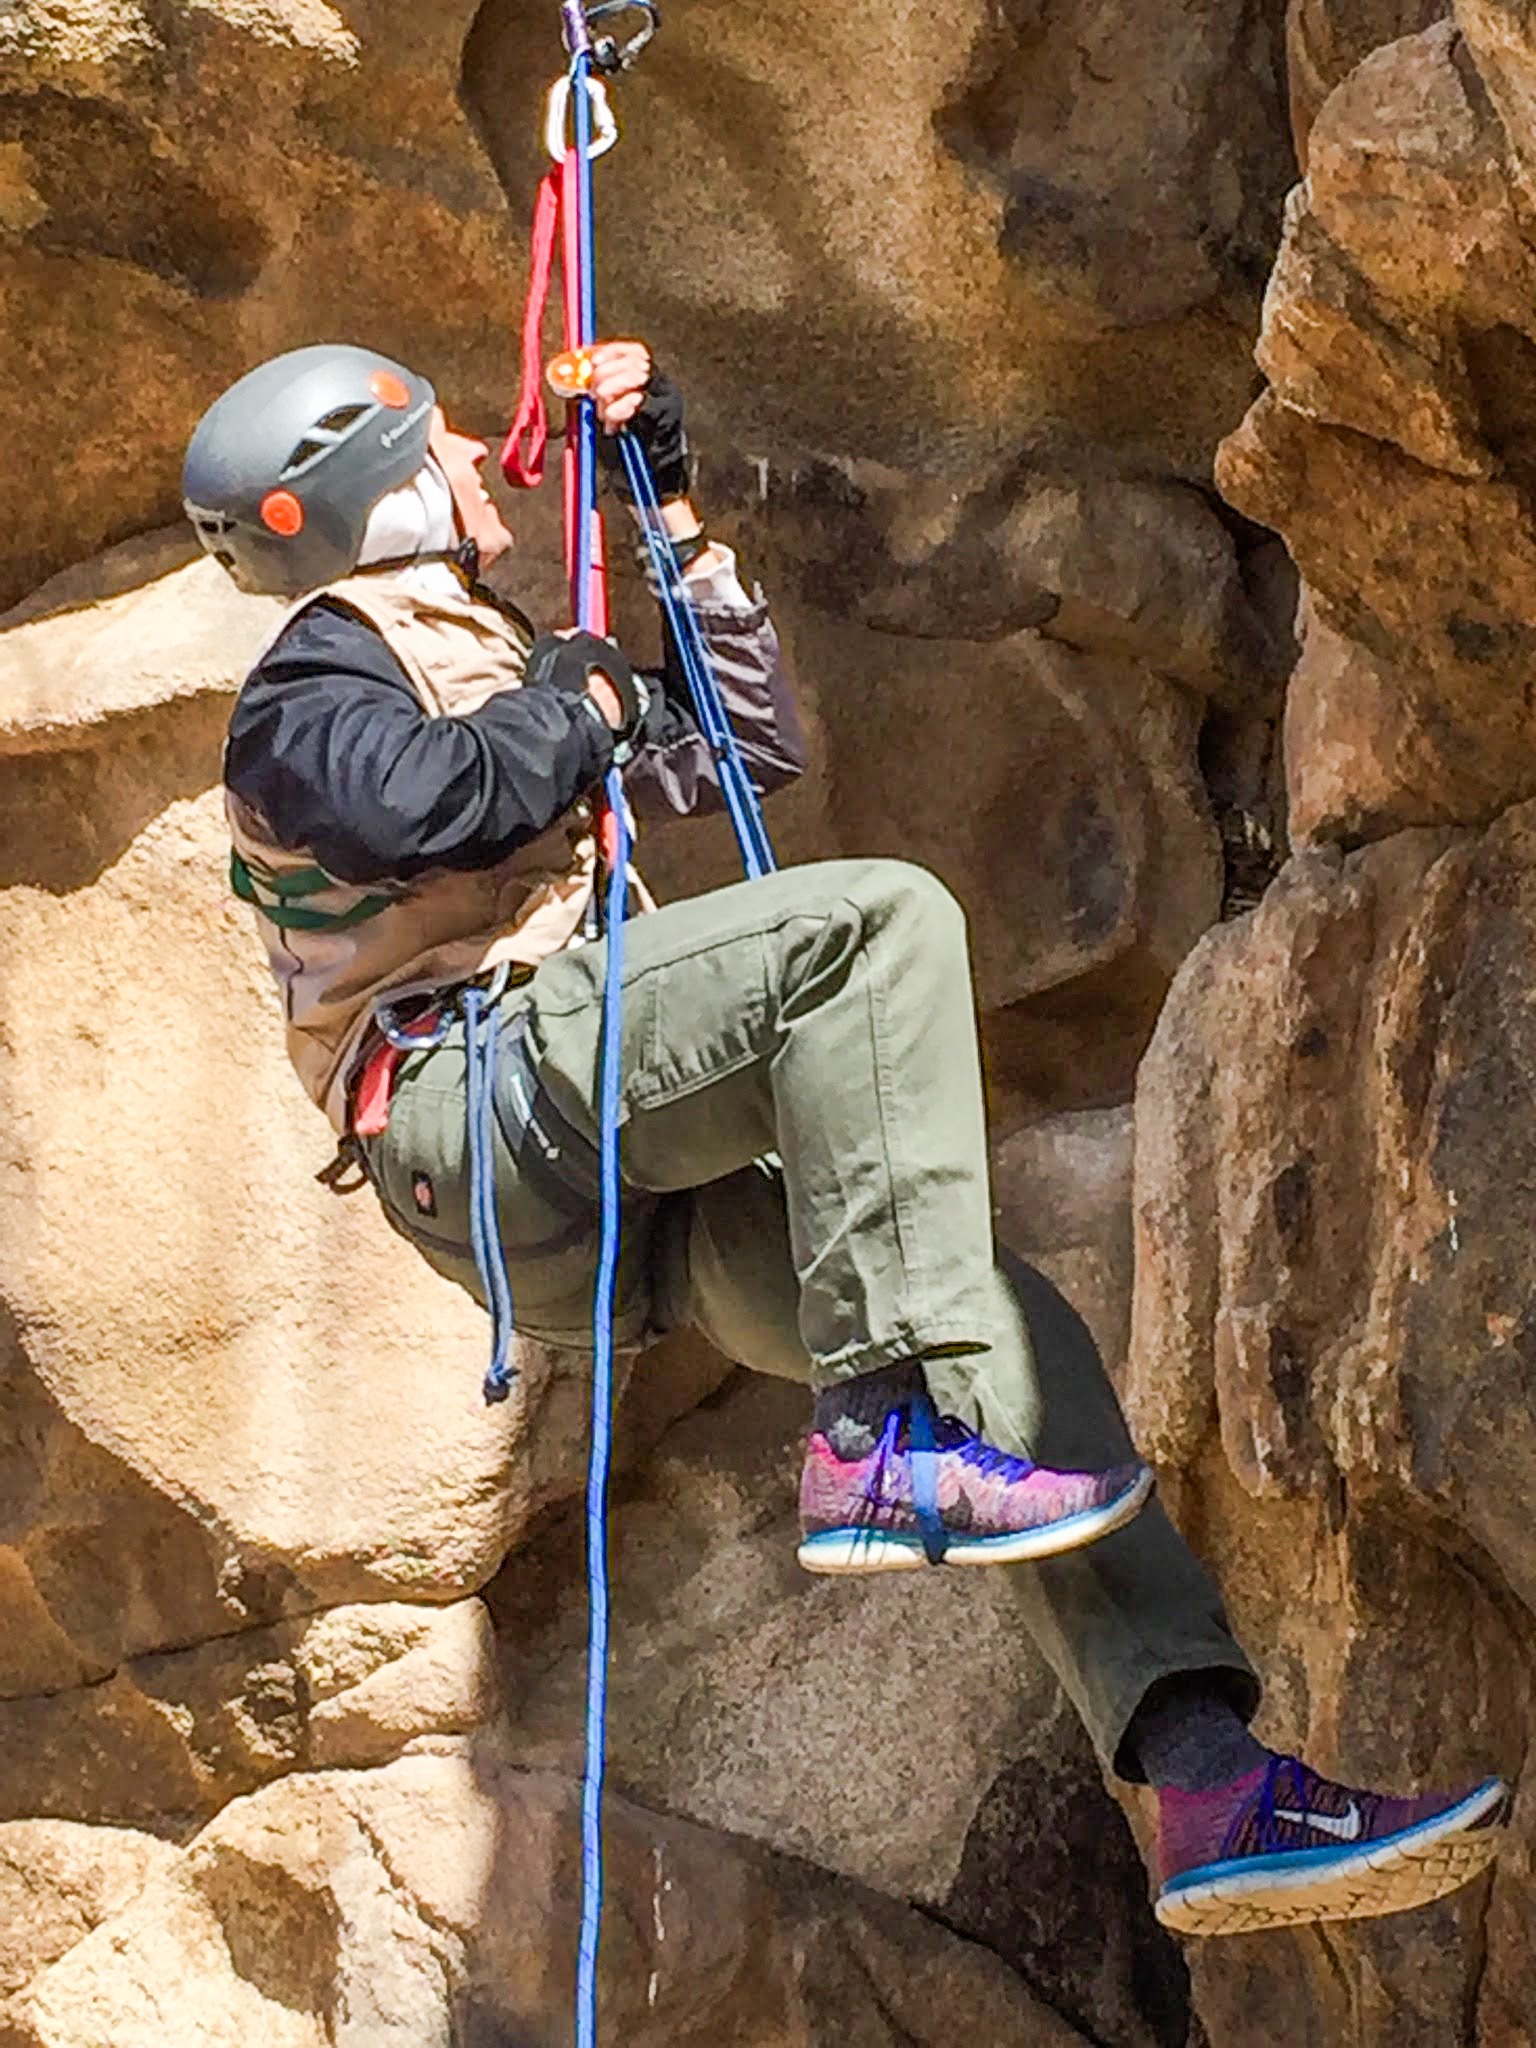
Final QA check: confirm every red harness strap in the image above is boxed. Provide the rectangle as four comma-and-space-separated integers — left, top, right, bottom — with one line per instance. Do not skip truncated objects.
350, 1007, 445, 1139
351, 1039, 405, 1139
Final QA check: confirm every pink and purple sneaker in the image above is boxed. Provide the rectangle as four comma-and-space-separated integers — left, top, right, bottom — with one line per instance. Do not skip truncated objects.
797, 1406, 1153, 1575
1155, 1753, 1512, 1936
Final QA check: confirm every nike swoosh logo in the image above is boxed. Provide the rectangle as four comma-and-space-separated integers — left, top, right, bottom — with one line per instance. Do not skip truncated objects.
1274, 1800, 1364, 1842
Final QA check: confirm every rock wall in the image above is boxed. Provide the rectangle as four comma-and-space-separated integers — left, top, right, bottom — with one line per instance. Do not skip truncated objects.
1122, 4, 1536, 2039
13, 0, 1536, 2041
2, 0, 1296, 2035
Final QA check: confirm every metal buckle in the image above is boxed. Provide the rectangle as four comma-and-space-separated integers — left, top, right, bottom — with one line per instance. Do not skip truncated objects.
374, 997, 451, 1053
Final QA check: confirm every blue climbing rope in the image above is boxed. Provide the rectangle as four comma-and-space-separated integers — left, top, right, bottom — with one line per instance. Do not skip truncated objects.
465, 979, 517, 1404
617, 435, 777, 882
568, 20, 627, 2048
482, 8, 780, 2039
906, 1386, 948, 1566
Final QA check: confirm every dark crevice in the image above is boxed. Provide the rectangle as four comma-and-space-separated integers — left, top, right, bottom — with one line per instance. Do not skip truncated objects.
932, 1747, 1192, 2048
4, 89, 269, 298
1198, 698, 1288, 919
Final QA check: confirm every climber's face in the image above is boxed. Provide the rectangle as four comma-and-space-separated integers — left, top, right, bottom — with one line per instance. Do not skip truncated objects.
429, 409, 513, 567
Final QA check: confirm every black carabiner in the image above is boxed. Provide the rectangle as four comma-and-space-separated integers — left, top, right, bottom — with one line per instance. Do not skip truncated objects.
585, 0, 659, 73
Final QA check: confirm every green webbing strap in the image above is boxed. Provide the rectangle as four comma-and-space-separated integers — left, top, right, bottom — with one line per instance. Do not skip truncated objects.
230, 850, 397, 933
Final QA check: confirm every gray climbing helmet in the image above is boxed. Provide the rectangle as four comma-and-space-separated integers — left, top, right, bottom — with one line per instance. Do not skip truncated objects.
182, 344, 437, 595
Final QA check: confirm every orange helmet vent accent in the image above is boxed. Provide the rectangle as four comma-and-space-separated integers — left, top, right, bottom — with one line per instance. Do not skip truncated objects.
260, 489, 305, 537
369, 370, 412, 409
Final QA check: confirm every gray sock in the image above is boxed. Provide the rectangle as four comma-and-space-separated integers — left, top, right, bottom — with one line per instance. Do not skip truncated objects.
1125, 1677, 1270, 1792
813, 1361, 928, 1460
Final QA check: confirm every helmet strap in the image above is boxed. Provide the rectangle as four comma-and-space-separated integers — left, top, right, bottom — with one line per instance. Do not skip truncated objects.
353, 541, 478, 587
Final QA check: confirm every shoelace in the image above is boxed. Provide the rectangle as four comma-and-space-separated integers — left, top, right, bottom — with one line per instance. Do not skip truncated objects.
854, 1409, 1039, 1497
1226, 1755, 1369, 1859
936, 1416, 1037, 1481
852, 1400, 1038, 1564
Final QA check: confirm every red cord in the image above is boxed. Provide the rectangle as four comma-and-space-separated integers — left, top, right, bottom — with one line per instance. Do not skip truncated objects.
500, 171, 562, 488
504, 133, 615, 857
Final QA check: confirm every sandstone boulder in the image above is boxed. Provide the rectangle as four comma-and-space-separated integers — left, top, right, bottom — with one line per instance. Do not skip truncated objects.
0, 0, 524, 610
465, 0, 1292, 483
994, 1106, 1135, 1373
1128, 823, 1536, 2037
5, 1747, 1099, 2047
0, 542, 727, 1702
1220, 20, 1536, 843
0, 1599, 498, 1828
0, 1820, 177, 2026
1286, 0, 1448, 156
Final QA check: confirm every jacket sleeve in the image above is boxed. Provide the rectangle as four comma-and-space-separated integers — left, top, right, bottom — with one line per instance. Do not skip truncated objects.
224, 598, 614, 884
621, 544, 807, 820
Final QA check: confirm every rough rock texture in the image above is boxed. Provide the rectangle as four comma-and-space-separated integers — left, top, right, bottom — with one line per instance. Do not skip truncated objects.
465, 0, 1292, 480
1220, 17, 1536, 847
2, 1749, 1100, 2048
1286, 0, 1449, 157
1127, 831, 1536, 2042
0, 1599, 498, 1828
4, 0, 1301, 1110
0, 1821, 177, 2030
34, 0, 1536, 2041
1157, 23, 1536, 2006
0, 544, 732, 1708
0, 0, 525, 610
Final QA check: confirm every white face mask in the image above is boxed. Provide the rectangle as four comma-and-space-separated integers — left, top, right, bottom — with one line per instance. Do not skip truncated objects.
356, 457, 466, 599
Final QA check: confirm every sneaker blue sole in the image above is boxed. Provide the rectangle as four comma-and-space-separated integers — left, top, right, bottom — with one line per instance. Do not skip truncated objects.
796, 1464, 1154, 1575
1155, 1777, 1512, 1937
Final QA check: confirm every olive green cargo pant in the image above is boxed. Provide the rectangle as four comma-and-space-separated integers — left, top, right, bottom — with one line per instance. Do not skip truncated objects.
364, 858, 1257, 1775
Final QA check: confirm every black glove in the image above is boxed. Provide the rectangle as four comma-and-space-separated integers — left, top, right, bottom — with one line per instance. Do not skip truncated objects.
524, 630, 657, 752
598, 369, 691, 503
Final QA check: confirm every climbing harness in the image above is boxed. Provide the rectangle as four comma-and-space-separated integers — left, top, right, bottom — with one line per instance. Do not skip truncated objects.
470, 7, 781, 2041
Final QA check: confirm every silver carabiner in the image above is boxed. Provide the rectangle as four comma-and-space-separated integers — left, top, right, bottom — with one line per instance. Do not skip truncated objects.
544, 71, 619, 163
374, 997, 452, 1052
586, 0, 660, 73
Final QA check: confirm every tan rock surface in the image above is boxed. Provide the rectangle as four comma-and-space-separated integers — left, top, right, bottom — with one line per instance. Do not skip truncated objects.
468, 0, 1292, 482
0, 539, 282, 757
769, 619, 1223, 1114
1128, 825, 1536, 2036
994, 1107, 1135, 1373
0, 1820, 178, 2011
813, 468, 1291, 703
1221, 19, 1536, 844
0, 0, 1405, 2042
491, 1371, 1184, 2048
4, 0, 1290, 1138
0, 0, 524, 610
1286, 0, 1448, 156
6, 1748, 1096, 2047
0, 561, 728, 1697
0, 1599, 497, 1827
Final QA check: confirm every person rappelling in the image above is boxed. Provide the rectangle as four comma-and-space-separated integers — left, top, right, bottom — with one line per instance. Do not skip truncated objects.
182, 333, 1510, 1946
176, 6, 1512, 2019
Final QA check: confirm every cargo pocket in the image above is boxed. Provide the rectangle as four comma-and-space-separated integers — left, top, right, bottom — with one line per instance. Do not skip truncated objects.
365, 1027, 593, 1273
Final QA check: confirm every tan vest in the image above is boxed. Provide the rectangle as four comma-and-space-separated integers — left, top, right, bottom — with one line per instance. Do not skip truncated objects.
228, 575, 627, 1133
